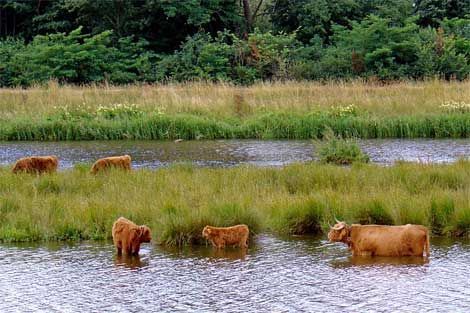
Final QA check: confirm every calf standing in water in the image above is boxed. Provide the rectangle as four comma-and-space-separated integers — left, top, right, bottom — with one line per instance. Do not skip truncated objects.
202, 224, 249, 249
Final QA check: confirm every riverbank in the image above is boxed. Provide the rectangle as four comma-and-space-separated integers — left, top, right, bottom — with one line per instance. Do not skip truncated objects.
1, 161, 469, 244
1, 81, 469, 140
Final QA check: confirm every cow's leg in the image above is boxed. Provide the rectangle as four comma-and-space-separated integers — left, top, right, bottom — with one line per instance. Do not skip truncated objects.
355, 250, 373, 257
116, 241, 122, 255
121, 239, 131, 255
214, 238, 225, 249
240, 234, 249, 248
113, 237, 122, 255
131, 242, 141, 255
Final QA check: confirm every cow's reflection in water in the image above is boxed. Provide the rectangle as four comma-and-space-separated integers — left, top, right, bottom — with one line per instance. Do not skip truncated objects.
349, 255, 429, 266
159, 245, 249, 261
114, 254, 148, 269
331, 255, 429, 268
208, 247, 248, 261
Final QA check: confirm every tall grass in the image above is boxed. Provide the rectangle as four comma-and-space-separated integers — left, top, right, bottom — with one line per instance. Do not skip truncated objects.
1, 80, 469, 118
0, 161, 469, 244
0, 80, 469, 140
0, 111, 469, 140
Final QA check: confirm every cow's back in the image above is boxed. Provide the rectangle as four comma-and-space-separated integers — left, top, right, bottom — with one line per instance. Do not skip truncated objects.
13, 156, 57, 173
221, 225, 249, 244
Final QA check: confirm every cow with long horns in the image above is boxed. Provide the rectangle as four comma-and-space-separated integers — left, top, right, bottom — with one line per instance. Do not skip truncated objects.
328, 220, 430, 257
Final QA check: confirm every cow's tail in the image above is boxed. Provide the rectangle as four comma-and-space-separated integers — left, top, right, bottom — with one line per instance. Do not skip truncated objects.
424, 228, 430, 257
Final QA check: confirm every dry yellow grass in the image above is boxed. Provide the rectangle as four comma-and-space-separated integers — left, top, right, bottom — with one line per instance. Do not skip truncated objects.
1, 80, 469, 119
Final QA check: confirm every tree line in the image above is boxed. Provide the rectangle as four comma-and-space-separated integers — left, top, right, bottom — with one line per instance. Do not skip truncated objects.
0, 0, 469, 86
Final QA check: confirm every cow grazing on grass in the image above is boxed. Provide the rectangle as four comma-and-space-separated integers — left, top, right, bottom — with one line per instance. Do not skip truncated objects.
112, 217, 152, 256
202, 224, 249, 249
328, 221, 430, 257
90, 155, 131, 174
12, 155, 58, 174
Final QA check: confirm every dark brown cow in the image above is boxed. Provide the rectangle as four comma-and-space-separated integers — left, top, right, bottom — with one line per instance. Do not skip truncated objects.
328, 221, 430, 257
90, 155, 131, 174
202, 224, 249, 249
12, 155, 58, 174
112, 217, 152, 256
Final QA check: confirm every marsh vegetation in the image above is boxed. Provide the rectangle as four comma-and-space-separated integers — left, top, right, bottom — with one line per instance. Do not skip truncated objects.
1, 160, 468, 245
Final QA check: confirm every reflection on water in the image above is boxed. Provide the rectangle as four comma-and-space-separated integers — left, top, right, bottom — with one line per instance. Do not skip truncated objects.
114, 254, 149, 269
1, 235, 470, 312
161, 245, 249, 261
0, 138, 468, 169
332, 255, 429, 268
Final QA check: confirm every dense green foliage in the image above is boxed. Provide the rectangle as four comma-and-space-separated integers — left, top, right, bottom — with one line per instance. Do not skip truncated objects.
0, 161, 469, 244
0, 0, 468, 85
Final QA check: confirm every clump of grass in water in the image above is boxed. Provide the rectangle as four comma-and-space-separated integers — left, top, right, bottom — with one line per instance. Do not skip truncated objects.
269, 197, 324, 235
315, 130, 370, 165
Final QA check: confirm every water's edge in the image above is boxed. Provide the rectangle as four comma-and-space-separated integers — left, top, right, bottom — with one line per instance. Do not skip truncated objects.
1, 235, 469, 312
1, 138, 468, 169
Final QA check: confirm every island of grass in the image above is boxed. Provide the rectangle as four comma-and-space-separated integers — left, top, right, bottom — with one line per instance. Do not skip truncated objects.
0, 161, 469, 245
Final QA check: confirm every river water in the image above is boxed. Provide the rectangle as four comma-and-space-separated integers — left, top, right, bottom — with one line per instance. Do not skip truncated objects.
0, 139, 469, 168
1, 139, 469, 312
0, 235, 469, 312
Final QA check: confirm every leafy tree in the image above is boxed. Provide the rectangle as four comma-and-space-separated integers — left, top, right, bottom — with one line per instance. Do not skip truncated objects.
270, 0, 414, 44
330, 16, 422, 79
5, 27, 155, 86
415, 0, 470, 27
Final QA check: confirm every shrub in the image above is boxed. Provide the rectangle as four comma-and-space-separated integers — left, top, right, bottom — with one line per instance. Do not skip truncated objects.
315, 130, 370, 165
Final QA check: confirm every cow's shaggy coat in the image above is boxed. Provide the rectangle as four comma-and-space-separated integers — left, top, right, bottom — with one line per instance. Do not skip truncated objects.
90, 155, 131, 174
12, 155, 58, 174
202, 224, 249, 249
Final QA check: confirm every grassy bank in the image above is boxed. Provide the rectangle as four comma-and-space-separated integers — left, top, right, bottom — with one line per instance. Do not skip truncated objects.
0, 161, 469, 245
1, 80, 469, 140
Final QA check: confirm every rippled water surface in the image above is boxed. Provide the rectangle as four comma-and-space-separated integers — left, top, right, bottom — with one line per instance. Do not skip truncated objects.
0, 139, 468, 168
1, 236, 469, 312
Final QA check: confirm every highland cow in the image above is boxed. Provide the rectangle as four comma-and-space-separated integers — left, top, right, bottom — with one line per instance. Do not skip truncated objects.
328, 220, 430, 257
12, 155, 58, 174
112, 217, 152, 256
90, 155, 131, 174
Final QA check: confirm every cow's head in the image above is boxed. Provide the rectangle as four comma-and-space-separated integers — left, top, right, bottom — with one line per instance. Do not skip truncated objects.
202, 226, 212, 239
138, 225, 152, 243
328, 221, 350, 243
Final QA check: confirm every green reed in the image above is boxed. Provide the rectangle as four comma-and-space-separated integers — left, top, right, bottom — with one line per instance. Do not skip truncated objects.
0, 111, 469, 141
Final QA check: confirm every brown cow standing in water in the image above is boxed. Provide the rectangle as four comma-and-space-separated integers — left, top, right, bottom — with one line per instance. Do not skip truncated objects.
328, 221, 430, 257
202, 224, 249, 249
90, 155, 131, 174
12, 156, 58, 174
112, 217, 152, 256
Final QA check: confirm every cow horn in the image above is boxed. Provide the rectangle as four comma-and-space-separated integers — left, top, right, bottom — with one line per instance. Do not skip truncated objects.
332, 224, 345, 231
335, 217, 341, 223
